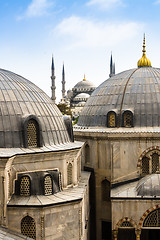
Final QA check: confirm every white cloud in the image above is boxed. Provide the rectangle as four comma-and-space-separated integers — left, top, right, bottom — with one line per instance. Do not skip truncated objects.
86, 0, 123, 9
19, 0, 53, 19
55, 16, 143, 48
154, 0, 160, 4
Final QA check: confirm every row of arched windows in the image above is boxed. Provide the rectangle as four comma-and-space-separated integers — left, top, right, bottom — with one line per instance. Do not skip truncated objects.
107, 110, 133, 128
19, 174, 55, 196
17, 165, 73, 197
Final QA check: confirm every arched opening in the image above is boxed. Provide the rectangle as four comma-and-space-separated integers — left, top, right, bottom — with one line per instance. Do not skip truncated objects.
101, 179, 110, 202
117, 221, 136, 240
152, 153, 159, 173
107, 111, 116, 127
20, 176, 31, 196
21, 216, 36, 239
141, 208, 160, 240
123, 111, 133, 127
27, 119, 39, 147
67, 163, 72, 185
142, 157, 149, 175
141, 151, 160, 176
44, 175, 53, 195
85, 144, 90, 163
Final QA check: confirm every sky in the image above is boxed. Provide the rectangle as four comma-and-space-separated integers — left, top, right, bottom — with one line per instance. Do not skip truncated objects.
0, 0, 160, 102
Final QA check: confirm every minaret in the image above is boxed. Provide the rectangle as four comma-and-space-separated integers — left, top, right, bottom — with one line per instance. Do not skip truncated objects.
51, 56, 56, 103
109, 53, 115, 77
62, 63, 66, 100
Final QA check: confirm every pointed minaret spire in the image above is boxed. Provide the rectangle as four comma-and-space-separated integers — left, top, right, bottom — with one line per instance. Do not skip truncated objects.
109, 52, 115, 77
51, 55, 56, 103
62, 62, 66, 99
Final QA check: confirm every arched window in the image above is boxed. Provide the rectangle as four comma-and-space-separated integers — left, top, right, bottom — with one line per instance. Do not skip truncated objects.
143, 208, 160, 227
44, 175, 53, 195
85, 144, 90, 163
107, 111, 116, 127
123, 111, 133, 127
141, 152, 159, 175
101, 179, 110, 201
20, 176, 31, 196
152, 153, 159, 173
27, 119, 39, 147
21, 216, 36, 239
120, 221, 133, 228
142, 157, 149, 175
67, 163, 72, 185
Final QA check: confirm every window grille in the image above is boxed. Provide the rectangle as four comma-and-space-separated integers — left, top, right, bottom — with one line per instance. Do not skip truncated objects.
124, 111, 132, 127
101, 179, 110, 201
67, 163, 72, 185
27, 119, 38, 147
142, 157, 149, 175
21, 216, 36, 239
120, 221, 133, 228
143, 209, 160, 227
152, 153, 159, 173
108, 112, 116, 127
44, 175, 52, 195
20, 176, 30, 196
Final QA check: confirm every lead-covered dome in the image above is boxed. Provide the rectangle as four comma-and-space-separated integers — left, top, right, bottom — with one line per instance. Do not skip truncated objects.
73, 76, 96, 92
78, 67, 160, 128
137, 174, 160, 196
0, 68, 70, 148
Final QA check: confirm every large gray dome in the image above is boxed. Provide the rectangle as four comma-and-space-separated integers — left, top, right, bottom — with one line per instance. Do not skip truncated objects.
78, 67, 160, 128
0, 68, 70, 148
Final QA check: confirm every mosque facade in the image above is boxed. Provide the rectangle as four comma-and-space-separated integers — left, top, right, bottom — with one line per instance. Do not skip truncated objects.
0, 68, 90, 239
74, 36, 160, 240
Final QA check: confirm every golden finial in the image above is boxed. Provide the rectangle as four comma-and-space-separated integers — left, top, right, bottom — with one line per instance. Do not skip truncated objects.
137, 34, 151, 67
83, 74, 86, 81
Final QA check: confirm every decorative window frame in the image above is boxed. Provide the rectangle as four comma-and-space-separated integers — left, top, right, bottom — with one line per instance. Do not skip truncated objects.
107, 111, 117, 127
116, 217, 137, 230
138, 205, 160, 229
122, 110, 134, 127
22, 115, 43, 148
137, 146, 160, 176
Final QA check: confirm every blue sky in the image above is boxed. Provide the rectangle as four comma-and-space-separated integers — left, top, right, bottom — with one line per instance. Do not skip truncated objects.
0, 0, 160, 102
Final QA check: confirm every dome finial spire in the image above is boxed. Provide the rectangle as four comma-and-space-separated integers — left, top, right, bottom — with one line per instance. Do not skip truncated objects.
142, 34, 146, 56
83, 74, 86, 81
137, 34, 151, 67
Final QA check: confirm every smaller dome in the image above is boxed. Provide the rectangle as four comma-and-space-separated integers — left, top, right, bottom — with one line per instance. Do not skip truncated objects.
74, 93, 90, 100
136, 174, 160, 196
137, 35, 151, 67
73, 76, 96, 91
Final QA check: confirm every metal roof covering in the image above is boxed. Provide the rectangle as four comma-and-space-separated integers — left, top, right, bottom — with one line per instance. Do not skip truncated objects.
0, 226, 32, 239
73, 79, 96, 91
137, 174, 160, 196
111, 174, 160, 198
8, 171, 90, 207
78, 67, 160, 128
0, 68, 70, 148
